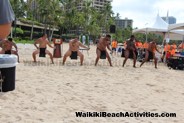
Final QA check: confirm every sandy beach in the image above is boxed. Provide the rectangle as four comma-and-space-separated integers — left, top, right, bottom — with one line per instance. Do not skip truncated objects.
0, 43, 184, 123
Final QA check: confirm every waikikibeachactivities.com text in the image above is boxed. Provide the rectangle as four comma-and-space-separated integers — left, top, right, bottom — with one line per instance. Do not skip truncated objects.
75, 112, 176, 118
23, 59, 165, 67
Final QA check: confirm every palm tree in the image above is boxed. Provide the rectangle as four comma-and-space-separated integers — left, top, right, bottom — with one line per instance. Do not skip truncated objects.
47, 0, 63, 40
81, 0, 93, 34
115, 13, 121, 19
10, 0, 26, 37
26, 0, 37, 40
60, 0, 77, 35
100, 2, 114, 33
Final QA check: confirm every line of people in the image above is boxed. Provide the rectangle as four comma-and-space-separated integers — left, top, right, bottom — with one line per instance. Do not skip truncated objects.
0, 34, 166, 69
0, 0, 183, 69
30, 34, 164, 68
122, 35, 162, 68
30, 34, 112, 66
162, 42, 184, 62
1, 33, 184, 69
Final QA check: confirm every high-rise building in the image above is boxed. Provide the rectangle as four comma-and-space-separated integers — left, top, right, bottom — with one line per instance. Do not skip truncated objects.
92, 0, 112, 10
77, 0, 112, 11
161, 16, 176, 24
75, 0, 113, 33
115, 17, 133, 29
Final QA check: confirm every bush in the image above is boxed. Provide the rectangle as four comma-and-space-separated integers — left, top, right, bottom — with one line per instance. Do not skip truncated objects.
13, 27, 24, 35
19, 18, 44, 27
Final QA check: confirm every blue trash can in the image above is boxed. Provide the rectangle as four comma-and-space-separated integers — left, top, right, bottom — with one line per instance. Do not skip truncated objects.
0, 54, 18, 92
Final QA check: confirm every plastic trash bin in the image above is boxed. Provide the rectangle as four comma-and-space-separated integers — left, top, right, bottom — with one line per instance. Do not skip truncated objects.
0, 54, 18, 92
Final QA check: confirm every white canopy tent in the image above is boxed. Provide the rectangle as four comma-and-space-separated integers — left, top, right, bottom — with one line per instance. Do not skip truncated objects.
168, 23, 184, 30
133, 14, 168, 42
168, 30, 184, 40
133, 15, 184, 41
168, 23, 184, 41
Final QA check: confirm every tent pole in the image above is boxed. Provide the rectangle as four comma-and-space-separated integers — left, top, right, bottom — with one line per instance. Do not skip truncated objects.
182, 36, 184, 51
146, 28, 148, 42
162, 32, 166, 46
161, 32, 166, 63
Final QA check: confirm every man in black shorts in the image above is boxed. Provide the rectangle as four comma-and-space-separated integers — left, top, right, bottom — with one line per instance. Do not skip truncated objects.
95, 34, 112, 66
122, 35, 137, 68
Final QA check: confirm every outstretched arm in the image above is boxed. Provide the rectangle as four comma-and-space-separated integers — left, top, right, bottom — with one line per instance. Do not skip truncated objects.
34, 39, 39, 49
155, 45, 162, 54
79, 42, 90, 50
47, 41, 54, 48
12, 42, 18, 52
107, 44, 112, 52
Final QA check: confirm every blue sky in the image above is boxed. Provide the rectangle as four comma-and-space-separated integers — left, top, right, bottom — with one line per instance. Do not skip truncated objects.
112, 0, 184, 28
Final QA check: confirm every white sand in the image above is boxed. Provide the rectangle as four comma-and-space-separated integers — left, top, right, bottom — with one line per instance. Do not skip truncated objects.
0, 43, 184, 123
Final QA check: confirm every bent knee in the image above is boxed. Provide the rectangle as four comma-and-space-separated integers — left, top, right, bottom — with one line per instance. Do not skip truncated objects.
47, 52, 53, 56
79, 54, 84, 58
32, 52, 36, 55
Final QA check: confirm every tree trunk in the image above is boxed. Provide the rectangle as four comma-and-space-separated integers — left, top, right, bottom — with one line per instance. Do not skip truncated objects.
13, 17, 17, 37
50, 28, 54, 41
30, 21, 34, 40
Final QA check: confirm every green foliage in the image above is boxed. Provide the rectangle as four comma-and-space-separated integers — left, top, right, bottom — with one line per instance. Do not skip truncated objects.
19, 18, 44, 26
134, 33, 163, 44
10, 0, 116, 40
12, 37, 34, 44
114, 28, 123, 43
10, 0, 26, 18
13, 27, 24, 35
15, 40, 34, 44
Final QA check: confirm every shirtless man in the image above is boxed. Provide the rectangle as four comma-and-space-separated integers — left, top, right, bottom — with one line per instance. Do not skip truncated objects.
140, 41, 162, 68
62, 37, 90, 65
122, 35, 137, 67
0, 38, 19, 62
95, 34, 112, 66
32, 34, 54, 63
